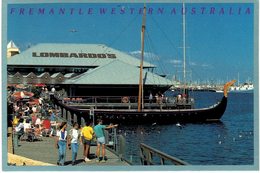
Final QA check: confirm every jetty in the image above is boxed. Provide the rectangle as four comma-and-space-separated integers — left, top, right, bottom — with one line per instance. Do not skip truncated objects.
11, 136, 129, 166
7, 92, 190, 167
9, 134, 188, 166
8, 116, 129, 166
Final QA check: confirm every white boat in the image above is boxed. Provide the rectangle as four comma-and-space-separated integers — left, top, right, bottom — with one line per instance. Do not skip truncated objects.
229, 73, 253, 93
229, 83, 254, 93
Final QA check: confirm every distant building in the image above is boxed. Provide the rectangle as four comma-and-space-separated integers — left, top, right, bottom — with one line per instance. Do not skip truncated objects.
7, 41, 20, 58
7, 43, 173, 96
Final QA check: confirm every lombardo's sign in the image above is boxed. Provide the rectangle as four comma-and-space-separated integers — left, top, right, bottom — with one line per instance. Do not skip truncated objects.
32, 52, 116, 58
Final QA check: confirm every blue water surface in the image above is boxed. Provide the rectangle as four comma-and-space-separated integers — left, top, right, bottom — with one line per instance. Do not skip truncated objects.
118, 91, 254, 165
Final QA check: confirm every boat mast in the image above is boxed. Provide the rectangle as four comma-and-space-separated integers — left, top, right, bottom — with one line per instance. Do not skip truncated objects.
138, 4, 146, 112
182, 2, 187, 93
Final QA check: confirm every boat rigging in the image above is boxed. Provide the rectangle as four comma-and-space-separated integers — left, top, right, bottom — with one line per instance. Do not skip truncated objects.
50, 3, 236, 125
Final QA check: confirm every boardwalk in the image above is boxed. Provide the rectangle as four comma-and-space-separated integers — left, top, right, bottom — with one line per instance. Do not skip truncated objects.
13, 136, 129, 166
8, 128, 13, 154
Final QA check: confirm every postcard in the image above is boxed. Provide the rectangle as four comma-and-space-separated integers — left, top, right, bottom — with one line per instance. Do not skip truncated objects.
2, 0, 258, 172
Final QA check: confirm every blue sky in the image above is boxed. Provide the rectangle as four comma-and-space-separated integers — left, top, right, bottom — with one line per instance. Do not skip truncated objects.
7, 3, 254, 84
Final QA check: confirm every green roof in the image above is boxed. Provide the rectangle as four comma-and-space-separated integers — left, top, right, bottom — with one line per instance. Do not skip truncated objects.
7, 43, 155, 68
64, 60, 172, 86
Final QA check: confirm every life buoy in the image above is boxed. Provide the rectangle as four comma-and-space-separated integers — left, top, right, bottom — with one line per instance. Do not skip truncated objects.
122, 97, 129, 103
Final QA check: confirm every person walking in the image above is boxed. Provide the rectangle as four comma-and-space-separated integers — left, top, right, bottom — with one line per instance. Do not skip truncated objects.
94, 119, 118, 163
81, 121, 94, 162
55, 122, 68, 166
68, 122, 80, 165
149, 92, 153, 104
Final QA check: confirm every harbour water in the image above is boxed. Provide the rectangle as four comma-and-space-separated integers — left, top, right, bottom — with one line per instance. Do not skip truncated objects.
119, 91, 254, 165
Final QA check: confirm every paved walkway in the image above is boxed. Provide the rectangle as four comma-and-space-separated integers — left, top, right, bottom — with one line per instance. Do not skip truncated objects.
13, 136, 129, 166
11, 109, 129, 166
8, 127, 13, 154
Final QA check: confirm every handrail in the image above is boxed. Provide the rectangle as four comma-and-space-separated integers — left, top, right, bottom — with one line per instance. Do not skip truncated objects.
140, 143, 188, 165
57, 95, 184, 104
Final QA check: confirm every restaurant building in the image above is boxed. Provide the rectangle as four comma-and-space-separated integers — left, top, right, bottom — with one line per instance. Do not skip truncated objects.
7, 42, 173, 96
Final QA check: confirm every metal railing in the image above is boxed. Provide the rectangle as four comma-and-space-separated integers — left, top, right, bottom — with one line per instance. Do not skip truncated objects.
140, 143, 188, 165
104, 128, 130, 164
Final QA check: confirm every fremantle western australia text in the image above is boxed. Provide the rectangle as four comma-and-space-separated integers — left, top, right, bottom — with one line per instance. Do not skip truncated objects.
9, 6, 252, 16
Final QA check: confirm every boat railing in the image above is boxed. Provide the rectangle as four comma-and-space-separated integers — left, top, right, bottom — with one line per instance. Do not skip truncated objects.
59, 95, 193, 104
56, 95, 194, 110
61, 96, 126, 104
60, 96, 170, 104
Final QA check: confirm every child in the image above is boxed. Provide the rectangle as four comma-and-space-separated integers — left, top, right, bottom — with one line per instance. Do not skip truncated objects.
68, 122, 80, 165
81, 121, 94, 162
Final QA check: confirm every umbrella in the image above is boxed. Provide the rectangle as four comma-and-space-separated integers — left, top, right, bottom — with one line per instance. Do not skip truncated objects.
12, 91, 34, 100
34, 83, 46, 87
15, 84, 27, 89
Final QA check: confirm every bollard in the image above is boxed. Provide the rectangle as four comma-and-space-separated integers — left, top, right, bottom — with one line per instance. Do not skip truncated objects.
104, 130, 109, 144
70, 113, 74, 124
130, 155, 133, 163
113, 128, 118, 151
67, 111, 71, 123
73, 114, 77, 124
118, 135, 126, 161
62, 108, 66, 118
81, 117, 85, 127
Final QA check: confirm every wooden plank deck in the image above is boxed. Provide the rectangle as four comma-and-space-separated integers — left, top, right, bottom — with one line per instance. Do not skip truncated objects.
13, 136, 129, 166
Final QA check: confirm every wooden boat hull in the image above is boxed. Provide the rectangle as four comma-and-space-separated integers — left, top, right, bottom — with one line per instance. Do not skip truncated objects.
51, 95, 227, 125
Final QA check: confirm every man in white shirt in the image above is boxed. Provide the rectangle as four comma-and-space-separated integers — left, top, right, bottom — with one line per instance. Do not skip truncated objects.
15, 118, 24, 139
23, 119, 32, 133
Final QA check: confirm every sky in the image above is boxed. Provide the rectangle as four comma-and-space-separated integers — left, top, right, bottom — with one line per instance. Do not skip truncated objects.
7, 3, 254, 84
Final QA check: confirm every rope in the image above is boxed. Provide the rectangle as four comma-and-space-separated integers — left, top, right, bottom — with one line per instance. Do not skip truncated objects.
149, 15, 182, 61
86, 13, 140, 67
145, 27, 176, 87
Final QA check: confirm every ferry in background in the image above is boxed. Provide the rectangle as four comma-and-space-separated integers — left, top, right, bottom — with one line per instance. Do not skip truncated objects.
214, 83, 253, 93
229, 73, 253, 93
229, 83, 254, 93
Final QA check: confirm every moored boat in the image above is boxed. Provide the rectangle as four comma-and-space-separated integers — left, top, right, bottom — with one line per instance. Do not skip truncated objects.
229, 83, 254, 93
51, 80, 235, 125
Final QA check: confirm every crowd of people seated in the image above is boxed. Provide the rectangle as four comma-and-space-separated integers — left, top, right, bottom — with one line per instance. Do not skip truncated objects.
12, 101, 60, 142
